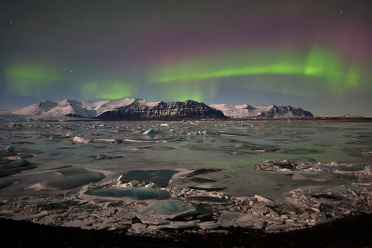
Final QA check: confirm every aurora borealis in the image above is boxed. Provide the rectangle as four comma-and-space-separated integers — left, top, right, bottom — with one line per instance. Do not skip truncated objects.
150, 48, 361, 91
1, 0, 371, 115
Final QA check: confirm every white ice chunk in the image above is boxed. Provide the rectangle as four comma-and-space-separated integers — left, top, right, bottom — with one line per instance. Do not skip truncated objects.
130, 223, 147, 233
251, 204, 269, 216
73, 136, 93, 144
164, 221, 198, 229
143, 129, 160, 134
254, 194, 275, 204
199, 221, 220, 230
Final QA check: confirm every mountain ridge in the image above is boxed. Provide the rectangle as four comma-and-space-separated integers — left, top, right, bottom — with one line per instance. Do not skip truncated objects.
12, 97, 314, 119
210, 103, 314, 119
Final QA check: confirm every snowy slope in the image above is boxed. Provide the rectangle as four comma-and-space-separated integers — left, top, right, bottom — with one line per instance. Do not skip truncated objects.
80, 98, 161, 116
81, 100, 110, 111
13, 97, 163, 118
88, 98, 135, 115
131, 98, 161, 108
209, 104, 272, 118
210, 104, 313, 119
13, 100, 58, 115
12, 98, 313, 119
42, 99, 96, 118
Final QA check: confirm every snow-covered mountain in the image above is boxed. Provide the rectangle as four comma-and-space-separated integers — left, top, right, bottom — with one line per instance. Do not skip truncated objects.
12, 97, 314, 119
12, 98, 226, 120
42, 99, 96, 118
13, 100, 58, 115
209, 103, 313, 119
81, 98, 161, 116
96, 100, 225, 120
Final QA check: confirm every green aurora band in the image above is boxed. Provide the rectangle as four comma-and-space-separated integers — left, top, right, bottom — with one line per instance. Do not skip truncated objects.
82, 81, 134, 99
158, 79, 219, 102
4, 48, 366, 102
5, 62, 62, 96
150, 48, 362, 95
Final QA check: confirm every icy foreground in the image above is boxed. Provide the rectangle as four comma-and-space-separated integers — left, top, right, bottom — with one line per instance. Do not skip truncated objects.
0, 118, 371, 235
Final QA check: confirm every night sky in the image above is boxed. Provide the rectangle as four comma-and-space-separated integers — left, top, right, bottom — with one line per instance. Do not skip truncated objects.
1, 0, 372, 116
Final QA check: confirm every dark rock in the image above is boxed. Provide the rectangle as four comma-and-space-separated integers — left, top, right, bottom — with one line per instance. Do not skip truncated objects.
96, 100, 226, 120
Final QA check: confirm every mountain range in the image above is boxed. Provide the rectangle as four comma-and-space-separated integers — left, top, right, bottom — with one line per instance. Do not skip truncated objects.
12, 98, 314, 120
210, 103, 313, 119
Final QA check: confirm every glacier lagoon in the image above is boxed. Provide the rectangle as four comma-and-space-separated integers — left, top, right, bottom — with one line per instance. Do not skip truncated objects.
0, 117, 371, 233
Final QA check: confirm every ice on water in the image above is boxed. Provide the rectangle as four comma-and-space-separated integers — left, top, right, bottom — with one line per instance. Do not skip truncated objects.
0, 117, 372, 233
137, 200, 198, 224
84, 187, 171, 200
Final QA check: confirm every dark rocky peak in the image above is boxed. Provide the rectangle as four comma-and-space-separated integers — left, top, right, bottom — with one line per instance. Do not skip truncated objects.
245, 105, 256, 110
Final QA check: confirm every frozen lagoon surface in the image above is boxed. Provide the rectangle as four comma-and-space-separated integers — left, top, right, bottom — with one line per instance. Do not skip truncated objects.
0, 116, 371, 233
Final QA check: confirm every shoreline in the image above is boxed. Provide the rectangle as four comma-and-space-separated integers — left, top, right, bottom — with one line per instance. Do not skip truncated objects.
1, 213, 372, 247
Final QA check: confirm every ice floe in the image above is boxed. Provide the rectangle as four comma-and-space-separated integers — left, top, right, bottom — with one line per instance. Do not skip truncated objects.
73, 136, 92, 144
0, 120, 371, 235
0, 158, 36, 178
119, 169, 180, 188
84, 187, 171, 200
143, 129, 160, 135
137, 200, 198, 224
26, 167, 105, 190
0, 165, 371, 234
